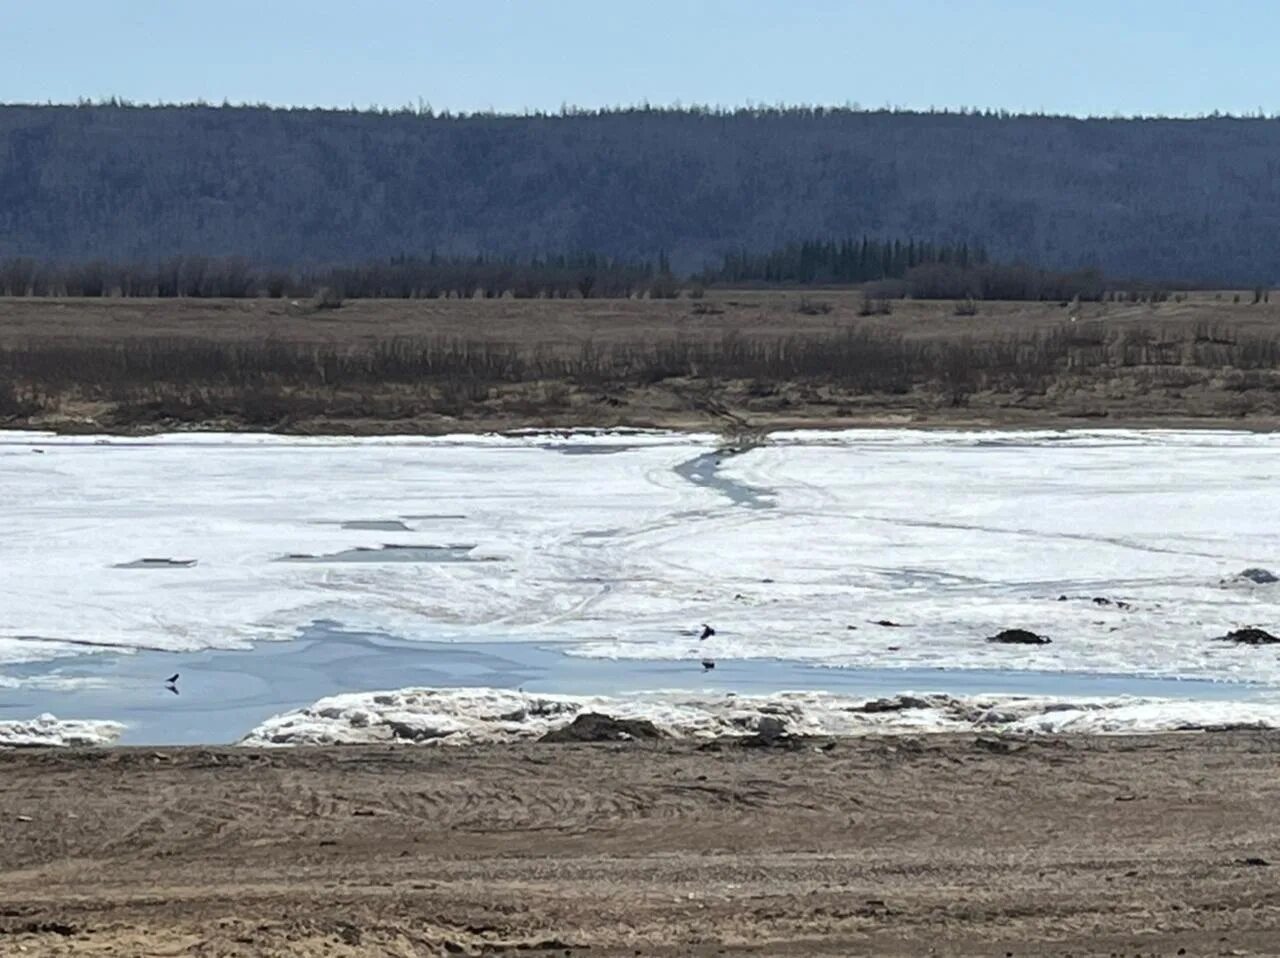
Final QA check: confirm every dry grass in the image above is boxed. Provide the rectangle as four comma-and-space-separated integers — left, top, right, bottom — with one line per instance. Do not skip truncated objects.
3, 288, 1279, 344
3, 291, 1280, 433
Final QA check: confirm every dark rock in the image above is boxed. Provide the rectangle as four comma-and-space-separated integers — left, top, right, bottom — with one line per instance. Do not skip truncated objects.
1239, 568, 1279, 584
851, 695, 937, 713
1091, 596, 1133, 610
753, 716, 788, 739
737, 733, 808, 750
986, 628, 1051, 645
11, 922, 76, 936
539, 713, 664, 743
335, 923, 363, 946
386, 721, 454, 742
974, 736, 1024, 753
735, 715, 804, 748
1217, 627, 1280, 645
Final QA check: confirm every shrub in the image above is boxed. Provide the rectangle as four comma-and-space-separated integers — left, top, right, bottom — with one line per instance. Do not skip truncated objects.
0, 381, 41, 418
313, 287, 344, 310
858, 295, 892, 317
797, 297, 832, 315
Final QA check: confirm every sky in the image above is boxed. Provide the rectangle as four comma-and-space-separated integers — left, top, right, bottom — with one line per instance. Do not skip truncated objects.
3, 0, 1277, 117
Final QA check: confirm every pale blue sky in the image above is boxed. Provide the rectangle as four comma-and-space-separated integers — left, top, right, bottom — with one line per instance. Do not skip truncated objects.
3, 0, 1275, 116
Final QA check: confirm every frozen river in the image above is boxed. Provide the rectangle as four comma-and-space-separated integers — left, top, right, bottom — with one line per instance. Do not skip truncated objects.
3, 428, 1280, 743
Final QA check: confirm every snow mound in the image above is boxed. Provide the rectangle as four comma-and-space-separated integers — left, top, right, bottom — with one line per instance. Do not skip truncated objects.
238, 687, 1280, 747
0, 713, 124, 748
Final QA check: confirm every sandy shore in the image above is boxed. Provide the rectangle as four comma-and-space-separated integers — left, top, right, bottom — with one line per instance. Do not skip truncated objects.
3, 734, 1280, 956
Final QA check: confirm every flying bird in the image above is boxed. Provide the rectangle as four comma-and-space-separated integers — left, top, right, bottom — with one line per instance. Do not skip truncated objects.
165, 673, 179, 685
701, 658, 716, 671
699, 624, 716, 640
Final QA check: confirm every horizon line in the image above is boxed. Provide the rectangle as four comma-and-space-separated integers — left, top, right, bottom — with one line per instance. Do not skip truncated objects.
2, 98, 1277, 123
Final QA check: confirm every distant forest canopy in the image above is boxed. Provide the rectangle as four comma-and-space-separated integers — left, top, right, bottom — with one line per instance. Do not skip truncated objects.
701, 237, 990, 284
0, 251, 672, 300
0, 240, 1164, 303
5, 102, 1280, 283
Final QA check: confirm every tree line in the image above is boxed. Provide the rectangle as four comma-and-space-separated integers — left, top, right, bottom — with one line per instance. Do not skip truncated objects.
0, 252, 676, 300
0, 238, 1166, 303
698, 237, 989, 285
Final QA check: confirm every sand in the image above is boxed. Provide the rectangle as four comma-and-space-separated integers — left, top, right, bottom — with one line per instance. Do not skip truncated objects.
3, 733, 1280, 956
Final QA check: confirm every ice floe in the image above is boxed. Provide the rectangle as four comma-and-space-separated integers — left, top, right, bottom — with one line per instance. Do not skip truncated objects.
239, 686, 1280, 746
0, 713, 123, 748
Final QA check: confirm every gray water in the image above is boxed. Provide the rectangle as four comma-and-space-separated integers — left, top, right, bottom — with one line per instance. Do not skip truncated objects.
276, 544, 482, 564
672, 449, 775, 508
3, 620, 1274, 745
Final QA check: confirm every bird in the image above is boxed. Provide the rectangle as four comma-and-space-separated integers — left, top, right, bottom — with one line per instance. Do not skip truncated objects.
701, 658, 716, 671
699, 624, 716, 640
165, 673, 179, 685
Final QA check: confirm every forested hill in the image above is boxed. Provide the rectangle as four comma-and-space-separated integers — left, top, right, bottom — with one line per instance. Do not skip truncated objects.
3, 104, 1280, 283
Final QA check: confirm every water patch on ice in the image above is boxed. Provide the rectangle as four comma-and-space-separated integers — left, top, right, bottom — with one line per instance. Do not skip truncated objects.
338, 519, 412, 532
113, 557, 198, 569
277, 544, 484, 564
11, 622, 1272, 746
556, 445, 640, 456
672, 450, 775, 508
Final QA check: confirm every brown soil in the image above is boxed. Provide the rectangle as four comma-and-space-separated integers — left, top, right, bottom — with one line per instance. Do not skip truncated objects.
3, 734, 1280, 956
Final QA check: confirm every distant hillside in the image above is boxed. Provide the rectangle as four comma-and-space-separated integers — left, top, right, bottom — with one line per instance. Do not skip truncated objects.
3, 104, 1280, 282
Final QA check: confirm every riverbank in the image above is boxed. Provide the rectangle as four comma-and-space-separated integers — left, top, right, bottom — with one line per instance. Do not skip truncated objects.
4, 292, 1280, 434
3, 734, 1280, 956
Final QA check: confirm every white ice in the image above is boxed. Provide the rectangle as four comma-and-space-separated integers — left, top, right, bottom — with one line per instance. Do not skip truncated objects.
239, 686, 1280, 746
0, 713, 123, 748
2, 428, 1279, 686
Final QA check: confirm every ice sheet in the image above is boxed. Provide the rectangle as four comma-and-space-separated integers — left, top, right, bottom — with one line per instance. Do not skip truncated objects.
239, 686, 1280, 746
0, 431, 719, 664
3, 429, 1279, 685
